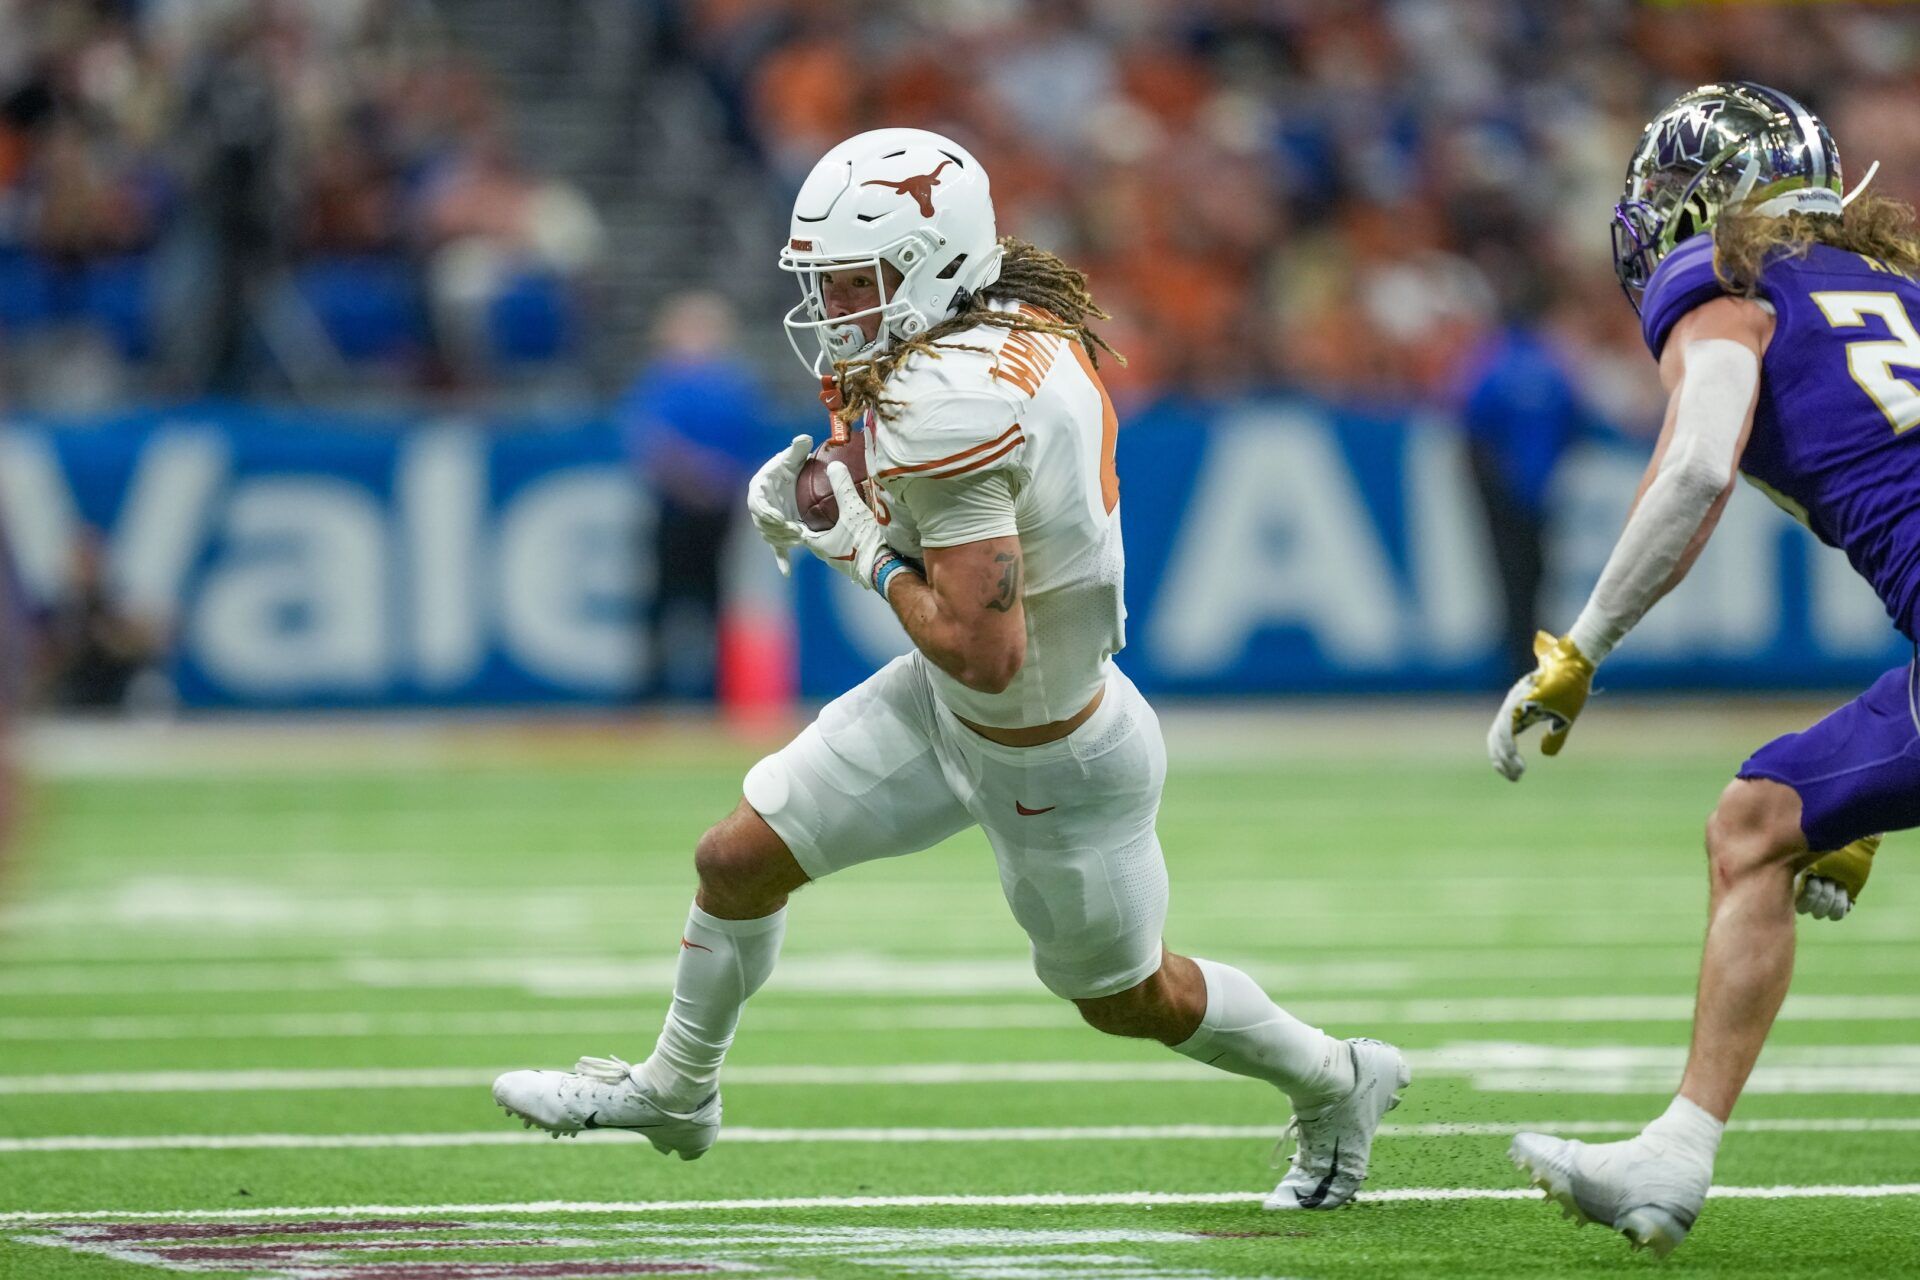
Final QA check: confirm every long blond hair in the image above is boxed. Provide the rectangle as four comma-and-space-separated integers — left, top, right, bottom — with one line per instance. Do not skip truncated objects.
1714, 194, 1920, 294
834, 236, 1122, 423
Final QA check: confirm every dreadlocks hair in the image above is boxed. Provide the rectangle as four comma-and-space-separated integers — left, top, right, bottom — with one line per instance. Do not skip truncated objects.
1714, 194, 1920, 297
834, 236, 1123, 423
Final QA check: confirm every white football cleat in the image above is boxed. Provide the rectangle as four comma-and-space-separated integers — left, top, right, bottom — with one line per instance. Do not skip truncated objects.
1509, 1130, 1710, 1256
1264, 1037, 1411, 1210
492, 1055, 720, 1160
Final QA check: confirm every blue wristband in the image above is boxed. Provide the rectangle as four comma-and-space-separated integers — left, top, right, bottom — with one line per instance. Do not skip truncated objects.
872, 552, 913, 599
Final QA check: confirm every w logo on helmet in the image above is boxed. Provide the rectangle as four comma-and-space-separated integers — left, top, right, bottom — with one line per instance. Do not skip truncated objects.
1654, 101, 1727, 168
862, 160, 954, 217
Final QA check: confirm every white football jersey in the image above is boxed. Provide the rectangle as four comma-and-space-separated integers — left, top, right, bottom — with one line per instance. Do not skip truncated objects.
863, 299, 1126, 728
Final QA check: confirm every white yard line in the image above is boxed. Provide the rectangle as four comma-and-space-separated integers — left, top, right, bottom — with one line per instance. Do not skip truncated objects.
0, 1005, 1082, 1041
11, 1046, 1920, 1095
0, 1067, 503, 1094
1, 889, 1740, 933
7, 1184, 1920, 1226
0, 955, 1428, 998
9, 994, 1920, 1042
0, 1064, 1209, 1094
12, 945, 1920, 998
4, 1118, 1919, 1154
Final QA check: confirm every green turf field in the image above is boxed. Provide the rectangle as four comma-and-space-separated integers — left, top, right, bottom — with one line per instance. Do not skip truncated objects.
2, 709, 1916, 1278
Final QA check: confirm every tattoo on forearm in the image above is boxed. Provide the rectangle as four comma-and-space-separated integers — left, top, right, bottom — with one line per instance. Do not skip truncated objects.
985, 552, 1020, 613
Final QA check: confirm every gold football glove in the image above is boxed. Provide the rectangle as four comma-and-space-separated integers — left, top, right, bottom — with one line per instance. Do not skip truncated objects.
1488, 631, 1597, 781
1796, 834, 1878, 922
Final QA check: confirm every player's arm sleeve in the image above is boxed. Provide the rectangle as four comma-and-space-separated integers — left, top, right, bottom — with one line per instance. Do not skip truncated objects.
1566, 337, 1756, 662
889, 469, 1020, 548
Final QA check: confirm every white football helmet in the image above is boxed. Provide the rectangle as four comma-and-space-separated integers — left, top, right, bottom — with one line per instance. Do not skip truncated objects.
779, 127, 1004, 375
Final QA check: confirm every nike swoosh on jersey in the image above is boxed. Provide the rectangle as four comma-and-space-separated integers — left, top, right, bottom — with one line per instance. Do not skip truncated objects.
680, 937, 713, 952
1014, 802, 1055, 816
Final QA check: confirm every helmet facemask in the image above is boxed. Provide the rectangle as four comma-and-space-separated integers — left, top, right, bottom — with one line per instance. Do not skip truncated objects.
1611, 82, 1844, 312
1613, 150, 1759, 306
780, 231, 957, 376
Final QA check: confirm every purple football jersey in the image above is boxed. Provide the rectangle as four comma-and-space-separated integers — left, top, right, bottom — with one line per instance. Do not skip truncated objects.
1642, 234, 1920, 638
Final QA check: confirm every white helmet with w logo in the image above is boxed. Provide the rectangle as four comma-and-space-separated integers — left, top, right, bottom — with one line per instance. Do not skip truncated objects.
779, 127, 1004, 374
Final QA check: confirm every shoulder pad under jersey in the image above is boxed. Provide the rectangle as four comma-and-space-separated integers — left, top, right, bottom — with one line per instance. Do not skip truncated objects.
870, 335, 1027, 484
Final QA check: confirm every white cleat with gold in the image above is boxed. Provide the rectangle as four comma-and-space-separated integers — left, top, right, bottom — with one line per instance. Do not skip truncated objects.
1509, 1130, 1710, 1257
492, 1055, 720, 1160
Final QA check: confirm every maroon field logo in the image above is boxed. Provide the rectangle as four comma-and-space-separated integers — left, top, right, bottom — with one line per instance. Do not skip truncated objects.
12, 1217, 1266, 1279
15, 1221, 754, 1278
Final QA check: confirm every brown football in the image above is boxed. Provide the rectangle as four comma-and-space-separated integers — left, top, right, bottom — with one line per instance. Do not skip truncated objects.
796, 433, 870, 531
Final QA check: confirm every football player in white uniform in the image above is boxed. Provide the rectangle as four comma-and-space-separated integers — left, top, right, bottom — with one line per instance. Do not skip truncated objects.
494, 128, 1409, 1210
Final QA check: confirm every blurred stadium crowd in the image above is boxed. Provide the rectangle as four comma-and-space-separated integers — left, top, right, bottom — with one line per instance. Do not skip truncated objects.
690, 0, 1919, 420
0, 0, 602, 407
1, 0, 1916, 418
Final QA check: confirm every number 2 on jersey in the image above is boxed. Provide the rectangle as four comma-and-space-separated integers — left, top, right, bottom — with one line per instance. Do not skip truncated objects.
1812, 290, 1920, 433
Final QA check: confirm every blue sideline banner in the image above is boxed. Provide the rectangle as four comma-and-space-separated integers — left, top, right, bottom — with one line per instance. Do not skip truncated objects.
0, 405, 650, 707
0, 398, 1908, 708
795, 396, 1911, 699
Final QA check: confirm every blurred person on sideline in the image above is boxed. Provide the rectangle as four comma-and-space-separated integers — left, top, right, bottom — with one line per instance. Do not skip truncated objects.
36, 530, 165, 711
617, 291, 773, 700
165, 13, 289, 395
1457, 277, 1590, 679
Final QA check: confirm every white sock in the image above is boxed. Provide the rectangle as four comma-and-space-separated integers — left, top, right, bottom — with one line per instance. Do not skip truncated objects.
1171, 958, 1355, 1107
1643, 1095, 1725, 1167
637, 902, 786, 1111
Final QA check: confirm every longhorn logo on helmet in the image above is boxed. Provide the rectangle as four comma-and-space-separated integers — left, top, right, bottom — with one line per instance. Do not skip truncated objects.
862, 160, 954, 217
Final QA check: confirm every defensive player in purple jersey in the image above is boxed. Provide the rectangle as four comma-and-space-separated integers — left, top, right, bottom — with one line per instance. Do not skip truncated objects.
1486, 81, 1920, 1255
